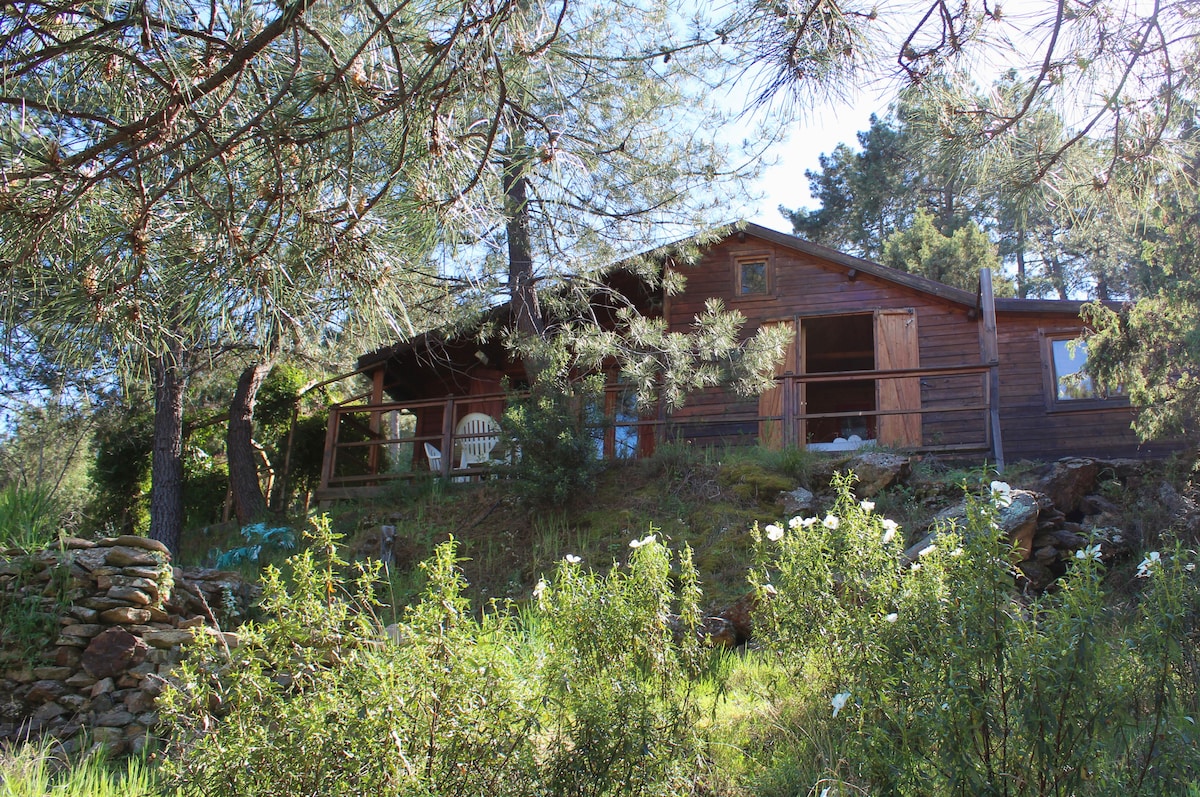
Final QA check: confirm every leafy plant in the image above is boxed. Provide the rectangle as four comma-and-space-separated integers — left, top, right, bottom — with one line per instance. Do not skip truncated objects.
160, 515, 720, 797
501, 379, 605, 507
212, 522, 296, 569
749, 474, 1200, 795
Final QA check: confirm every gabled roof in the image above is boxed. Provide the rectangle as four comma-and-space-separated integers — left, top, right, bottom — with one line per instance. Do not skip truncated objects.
725, 222, 978, 307
698, 222, 1100, 316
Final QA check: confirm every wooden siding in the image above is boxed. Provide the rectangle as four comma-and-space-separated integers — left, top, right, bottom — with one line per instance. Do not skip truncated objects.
994, 312, 1172, 460
665, 235, 987, 449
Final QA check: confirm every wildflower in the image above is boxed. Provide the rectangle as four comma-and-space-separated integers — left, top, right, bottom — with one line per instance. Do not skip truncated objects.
919, 544, 937, 557
1074, 544, 1102, 562
949, 547, 964, 557
533, 579, 547, 600
822, 515, 840, 530
761, 583, 778, 596
629, 533, 656, 549
765, 524, 785, 541
860, 500, 875, 512
910, 562, 922, 572
884, 612, 898, 623
788, 516, 805, 530
831, 691, 851, 717
1136, 550, 1161, 578
564, 554, 581, 564
881, 519, 899, 544
990, 480, 1013, 508
801, 517, 818, 528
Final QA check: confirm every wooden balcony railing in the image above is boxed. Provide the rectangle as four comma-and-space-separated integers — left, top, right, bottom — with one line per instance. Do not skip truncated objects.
316, 362, 999, 501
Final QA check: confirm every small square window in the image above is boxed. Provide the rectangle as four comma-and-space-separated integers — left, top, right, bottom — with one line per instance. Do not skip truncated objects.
1048, 338, 1123, 403
737, 258, 769, 296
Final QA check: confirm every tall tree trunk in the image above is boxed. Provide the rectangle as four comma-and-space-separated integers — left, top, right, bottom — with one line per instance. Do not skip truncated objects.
149, 341, 186, 556
504, 161, 543, 342
227, 358, 274, 524
503, 151, 547, 381
1049, 254, 1068, 300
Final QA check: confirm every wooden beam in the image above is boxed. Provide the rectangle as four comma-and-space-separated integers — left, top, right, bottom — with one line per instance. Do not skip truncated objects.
980, 269, 1005, 471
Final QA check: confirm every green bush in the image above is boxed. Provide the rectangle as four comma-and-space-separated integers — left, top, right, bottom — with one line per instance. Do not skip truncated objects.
159, 516, 716, 797
748, 473, 1200, 796
502, 380, 604, 507
87, 411, 153, 535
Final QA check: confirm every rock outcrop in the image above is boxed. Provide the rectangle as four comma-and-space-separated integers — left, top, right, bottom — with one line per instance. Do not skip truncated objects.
0, 536, 255, 755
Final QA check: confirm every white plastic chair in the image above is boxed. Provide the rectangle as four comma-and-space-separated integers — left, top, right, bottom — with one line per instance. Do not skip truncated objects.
423, 443, 443, 474
455, 413, 500, 473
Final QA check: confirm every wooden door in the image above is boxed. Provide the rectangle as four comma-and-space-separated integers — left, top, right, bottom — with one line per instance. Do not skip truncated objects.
758, 320, 798, 449
875, 309, 921, 447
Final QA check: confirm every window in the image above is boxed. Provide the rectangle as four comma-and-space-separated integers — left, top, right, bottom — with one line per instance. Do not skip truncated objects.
1044, 335, 1125, 406
734, 254, 771, 296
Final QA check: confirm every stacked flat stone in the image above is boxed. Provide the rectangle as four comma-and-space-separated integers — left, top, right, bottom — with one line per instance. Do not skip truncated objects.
0, 536, 251, 756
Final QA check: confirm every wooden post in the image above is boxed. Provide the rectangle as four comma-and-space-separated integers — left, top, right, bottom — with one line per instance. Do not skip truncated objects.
367, 369, 385, 475
441, 397, 454, 478
980, 269, 1005, 471
781, 374, 794, 448
319, 407, 339, 493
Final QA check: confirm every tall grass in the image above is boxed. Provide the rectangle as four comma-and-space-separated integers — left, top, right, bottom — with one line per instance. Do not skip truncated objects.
0, 741, 164, 797
0, 484, 62, 550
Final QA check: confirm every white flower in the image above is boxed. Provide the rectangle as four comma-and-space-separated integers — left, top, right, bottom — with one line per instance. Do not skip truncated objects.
765, 524, 785, 541
788, 516, 805, 530
801, 517, 818, 528
990, 480, 1013, 508
533, 579, 547, 599
564, 554, 581, 564
884, 612, 898, 623
629, 533, 657, 549
910, 562, 922, 572
1186, 563, 1196, 573
1136, 550, 1161, 578
831, 691, 851, 717
949, 547, 964, 558
761, 583, 778, 596
1074, 544, 1102, 562
822, 515, 840, 530
919, 544, 937, 557
860, 500, 876, 512
881, 519, 899, 544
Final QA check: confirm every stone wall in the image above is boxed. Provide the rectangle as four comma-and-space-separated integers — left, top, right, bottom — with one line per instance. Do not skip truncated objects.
0, 535, 256, 755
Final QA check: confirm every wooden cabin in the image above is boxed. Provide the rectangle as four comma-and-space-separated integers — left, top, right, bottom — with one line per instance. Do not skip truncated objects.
317, 224, 1161, 499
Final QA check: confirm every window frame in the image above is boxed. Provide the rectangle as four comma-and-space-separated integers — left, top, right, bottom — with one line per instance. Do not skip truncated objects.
731, 251, 774, 299
1039, 329, 1128, 412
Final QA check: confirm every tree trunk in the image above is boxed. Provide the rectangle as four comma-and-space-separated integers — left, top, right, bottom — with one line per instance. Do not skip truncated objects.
504, 160, 544, 342
503, 150, 548, 382
149, 341, 186, 556
227, 358, 274, 524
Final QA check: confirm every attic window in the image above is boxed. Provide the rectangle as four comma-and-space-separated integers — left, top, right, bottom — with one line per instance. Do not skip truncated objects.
735, 254, 771, 296
1043, 334, 1125, 407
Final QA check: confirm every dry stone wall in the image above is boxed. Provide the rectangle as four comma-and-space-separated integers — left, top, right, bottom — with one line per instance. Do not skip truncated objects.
0, 535, 256, 755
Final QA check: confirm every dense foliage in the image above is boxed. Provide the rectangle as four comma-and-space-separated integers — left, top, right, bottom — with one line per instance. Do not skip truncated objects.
123, 477, 1200, 796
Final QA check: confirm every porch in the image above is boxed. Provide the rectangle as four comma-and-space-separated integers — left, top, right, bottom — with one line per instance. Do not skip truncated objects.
315, 362, 1003, 503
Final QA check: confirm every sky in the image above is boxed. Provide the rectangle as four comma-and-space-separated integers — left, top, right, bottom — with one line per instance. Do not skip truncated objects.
741, 89, 887, 233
